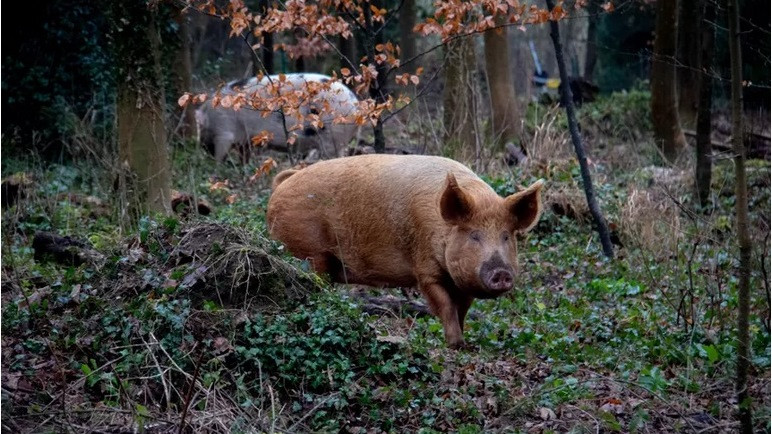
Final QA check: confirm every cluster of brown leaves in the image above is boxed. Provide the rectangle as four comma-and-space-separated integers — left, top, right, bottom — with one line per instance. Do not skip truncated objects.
208, 178, 238, 204
415, 0, 612, 40
281, 34, 332, 60
191, 0, 352, 43
182, 0, 601, 145
183, 0, 432, 130
249, 158, 278, 182
177, 92, 209, 108
415, 1, 559, 39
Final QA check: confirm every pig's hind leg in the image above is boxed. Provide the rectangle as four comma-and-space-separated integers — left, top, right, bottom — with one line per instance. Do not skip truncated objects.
300, 252, 369, 285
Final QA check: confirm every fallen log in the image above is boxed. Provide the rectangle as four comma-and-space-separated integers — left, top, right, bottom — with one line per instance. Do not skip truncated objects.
350, 293, 432, 317
683, 129, 770, 160
171, 190, 212, 217
32, 232, 103, 267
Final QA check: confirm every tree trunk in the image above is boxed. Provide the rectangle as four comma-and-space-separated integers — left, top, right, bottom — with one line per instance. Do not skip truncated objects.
484, 20, 520, 146
112, 1, 171, 215
173, 7, 196, 140
546, 0, 614, 258
651, 0, 687, 161
339, 34, 357, 71
695, 3, 714, 207
363, 0, 388, 152
263, 32, 274, 74
728, 0, 753, 431
677, 0, 703, 129
259, 0, 274, 74
399, 0, 417, 67
583, 0, 599, 81
443, 37, 476, 152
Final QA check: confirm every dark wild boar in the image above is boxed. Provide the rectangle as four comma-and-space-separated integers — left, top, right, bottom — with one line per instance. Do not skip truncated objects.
266, 155, 544, 348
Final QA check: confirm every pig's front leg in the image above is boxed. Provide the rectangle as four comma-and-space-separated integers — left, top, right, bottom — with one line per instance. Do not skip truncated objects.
456, 296, 473, 334
420, 280, 465, 348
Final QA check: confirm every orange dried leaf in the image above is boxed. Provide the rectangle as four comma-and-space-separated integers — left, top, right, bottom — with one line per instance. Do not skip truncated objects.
178, 93, 191, 107
209, 180, 230, 191
260, 157, 277, 174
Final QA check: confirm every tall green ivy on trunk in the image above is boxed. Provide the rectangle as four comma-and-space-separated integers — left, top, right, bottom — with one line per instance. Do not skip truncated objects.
727, 0, 753, 431
484, 19, 520, 147
695, 3, 714, 207
111, 0, 171, 216
677, 0, 703, 129
651, 0, 687, 161
443, 37, 477, 154
173, 7, 196, 140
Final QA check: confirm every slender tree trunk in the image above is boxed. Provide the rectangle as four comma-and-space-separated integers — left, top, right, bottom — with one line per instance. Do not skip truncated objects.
695, 4, 714, 207
728, 0, 753, 431
294, 55, 305, 72
399, 0, 417, 67
546, 0, 614, 258
263, 32, 274, 74
484, 20, 520, 146
173, 7, 196, 140
259, 0, 274, 74
339, 34, 357, 70
651, 0, 687, 161
363, 0, 387, 152
677, 0, 703, 129
583, 0, 599, 81
443, 37, 476, 152
112, 1, 171, 215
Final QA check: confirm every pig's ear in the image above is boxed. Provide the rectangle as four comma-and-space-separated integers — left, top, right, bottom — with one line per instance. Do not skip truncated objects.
440, 173, 474, 225
505, 179, 544, 232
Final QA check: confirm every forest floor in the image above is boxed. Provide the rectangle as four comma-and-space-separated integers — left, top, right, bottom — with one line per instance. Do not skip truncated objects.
2, 92, 770, 433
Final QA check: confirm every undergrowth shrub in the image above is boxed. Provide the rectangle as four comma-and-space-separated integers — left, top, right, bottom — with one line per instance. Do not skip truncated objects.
236, 292, 431, 396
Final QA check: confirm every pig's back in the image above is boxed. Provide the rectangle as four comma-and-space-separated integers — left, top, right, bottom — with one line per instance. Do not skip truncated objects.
269, 155, 496, 269
273, 155, 493, 217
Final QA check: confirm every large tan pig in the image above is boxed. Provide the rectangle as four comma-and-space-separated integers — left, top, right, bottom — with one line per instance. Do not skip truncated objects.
266, 155, 544, 348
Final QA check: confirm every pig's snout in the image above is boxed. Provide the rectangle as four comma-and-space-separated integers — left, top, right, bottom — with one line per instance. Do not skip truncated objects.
487, 268, 513, 290
479, 254, 514, 294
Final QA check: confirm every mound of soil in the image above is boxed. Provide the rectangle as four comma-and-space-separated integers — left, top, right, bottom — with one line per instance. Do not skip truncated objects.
170, 223, 321, 309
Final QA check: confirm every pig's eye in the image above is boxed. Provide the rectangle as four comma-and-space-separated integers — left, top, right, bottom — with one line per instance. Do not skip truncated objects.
470, 231, 482, 242
502, 232, 510, 242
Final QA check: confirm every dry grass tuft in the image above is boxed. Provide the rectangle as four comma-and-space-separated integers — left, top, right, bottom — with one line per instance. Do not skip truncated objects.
620, 187, 683, 256
544, 185, 591, 223
521, 105, 573, 169
174, 223, 322, 310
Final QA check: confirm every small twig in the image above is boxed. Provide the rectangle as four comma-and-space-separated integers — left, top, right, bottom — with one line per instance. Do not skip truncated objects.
141, 333, 172, 410
287, 392, 339, 432
178, 345, 206, 434
268, 383, 277, 433
760, 232, 771, 334
381, 61, 444, 124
